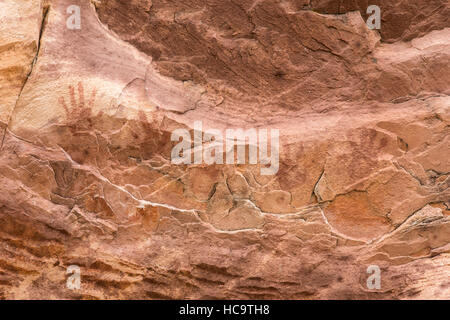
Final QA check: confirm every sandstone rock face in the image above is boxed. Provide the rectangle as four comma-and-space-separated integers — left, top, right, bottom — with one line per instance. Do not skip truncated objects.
0, 0, 448, 299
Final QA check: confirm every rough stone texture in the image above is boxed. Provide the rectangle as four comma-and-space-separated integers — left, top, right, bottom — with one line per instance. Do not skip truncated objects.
0, 0, 448, 299
0, 0, 43, 132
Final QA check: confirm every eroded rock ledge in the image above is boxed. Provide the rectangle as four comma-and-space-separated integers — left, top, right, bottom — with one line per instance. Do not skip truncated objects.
0, 0, 448, 299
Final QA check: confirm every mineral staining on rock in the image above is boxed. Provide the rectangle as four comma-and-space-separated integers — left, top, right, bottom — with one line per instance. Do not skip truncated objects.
0, 0, 448, 299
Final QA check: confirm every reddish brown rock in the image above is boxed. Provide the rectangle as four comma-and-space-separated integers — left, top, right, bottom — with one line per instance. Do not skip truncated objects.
0, 0, 448, 299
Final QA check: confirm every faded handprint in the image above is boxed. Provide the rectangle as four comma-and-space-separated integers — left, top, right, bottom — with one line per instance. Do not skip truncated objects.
59, 82, 97, 121
348, 128, 389, 179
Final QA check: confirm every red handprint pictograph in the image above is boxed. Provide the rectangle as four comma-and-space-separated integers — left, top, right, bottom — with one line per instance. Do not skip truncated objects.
59, 81, 97, 121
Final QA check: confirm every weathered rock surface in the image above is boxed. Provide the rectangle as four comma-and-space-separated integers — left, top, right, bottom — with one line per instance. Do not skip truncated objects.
0, 0, 448, 299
